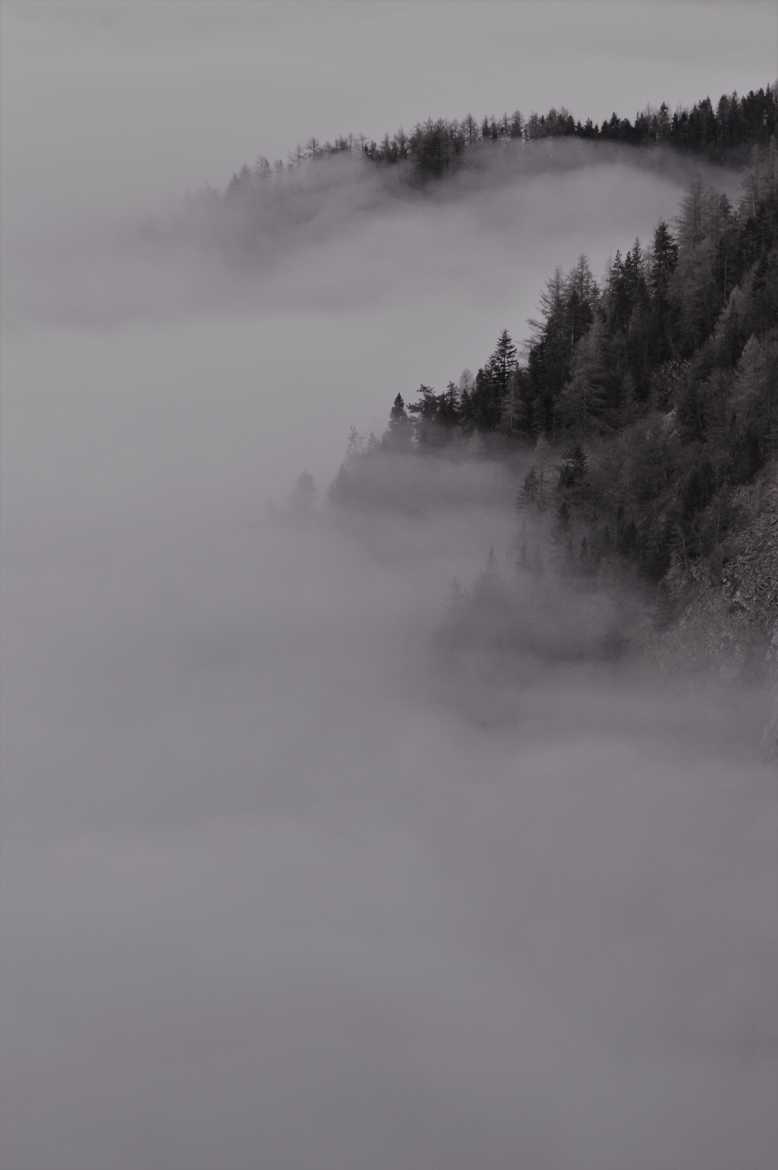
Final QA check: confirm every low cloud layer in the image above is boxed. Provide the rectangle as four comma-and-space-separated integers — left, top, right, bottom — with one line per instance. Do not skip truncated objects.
2, 433, 776, 1169
2, 10, 778, 1167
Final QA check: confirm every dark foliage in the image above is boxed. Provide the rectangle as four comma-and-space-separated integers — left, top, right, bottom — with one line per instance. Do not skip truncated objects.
227, 84, 777, 194
341, 136, 778, 590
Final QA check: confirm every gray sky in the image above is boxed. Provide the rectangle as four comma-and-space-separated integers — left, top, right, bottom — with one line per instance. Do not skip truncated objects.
3, 0, 776, 216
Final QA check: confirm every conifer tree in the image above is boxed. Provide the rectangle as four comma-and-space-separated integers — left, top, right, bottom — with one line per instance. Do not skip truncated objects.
384, 393, 413, 450
488, 330, 518, 396
557, 316, 610, 433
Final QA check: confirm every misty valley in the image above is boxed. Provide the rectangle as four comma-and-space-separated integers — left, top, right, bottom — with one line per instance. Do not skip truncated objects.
2, 11, 778, 1167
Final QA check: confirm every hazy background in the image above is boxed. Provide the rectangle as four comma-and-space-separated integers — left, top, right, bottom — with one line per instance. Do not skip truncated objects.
2, 4, 778, 1169
3, 1, 777, 211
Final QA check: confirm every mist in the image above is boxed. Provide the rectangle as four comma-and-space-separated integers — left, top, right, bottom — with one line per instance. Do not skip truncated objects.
3, 5, 778, 1170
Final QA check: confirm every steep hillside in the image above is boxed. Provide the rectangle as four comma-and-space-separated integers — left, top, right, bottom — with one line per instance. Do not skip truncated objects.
330, 136, 778, 742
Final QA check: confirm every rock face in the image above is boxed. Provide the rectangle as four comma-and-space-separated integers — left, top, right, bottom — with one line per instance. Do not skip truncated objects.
652, 461, 778, 756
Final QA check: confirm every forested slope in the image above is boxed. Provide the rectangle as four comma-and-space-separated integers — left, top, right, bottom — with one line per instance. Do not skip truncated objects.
229, 84, 777, 185
160, 84, 776, 275
331, 137, 778, 699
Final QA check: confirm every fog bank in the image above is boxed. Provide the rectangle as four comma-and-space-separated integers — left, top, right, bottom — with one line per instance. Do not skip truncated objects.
2, 5, 778, 1168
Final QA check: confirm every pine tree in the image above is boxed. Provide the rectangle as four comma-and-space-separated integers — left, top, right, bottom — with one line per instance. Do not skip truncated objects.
500, 369, 535, 437
528, 269, 571, 430
557, 316, 610, 433
487, 329, 518, 396
649, 221, 679, 299
711, 280, 753, 368
384, 393, 413, 450
470, 331, 518, 430
648, 220, 679, 361
564, 256, 598, 348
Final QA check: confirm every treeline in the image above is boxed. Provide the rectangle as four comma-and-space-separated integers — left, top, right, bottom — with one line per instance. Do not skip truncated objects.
229, 84, 777, 193
334, 140, 778, 587
362, 86, 778, 178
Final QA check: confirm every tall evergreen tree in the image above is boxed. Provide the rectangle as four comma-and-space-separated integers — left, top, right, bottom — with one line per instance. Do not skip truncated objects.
384, 393, 413, 450
557, 316, 610, 433
488, 330, 518, 395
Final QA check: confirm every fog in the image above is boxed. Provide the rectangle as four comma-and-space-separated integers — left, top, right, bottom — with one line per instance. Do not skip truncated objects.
3, 5, 778, 1170
4, 2, 777, 207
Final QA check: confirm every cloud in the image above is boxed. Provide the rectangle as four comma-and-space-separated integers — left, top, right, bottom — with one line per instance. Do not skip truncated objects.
2, 7, 777, 1168
3, 336, 777, 1168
